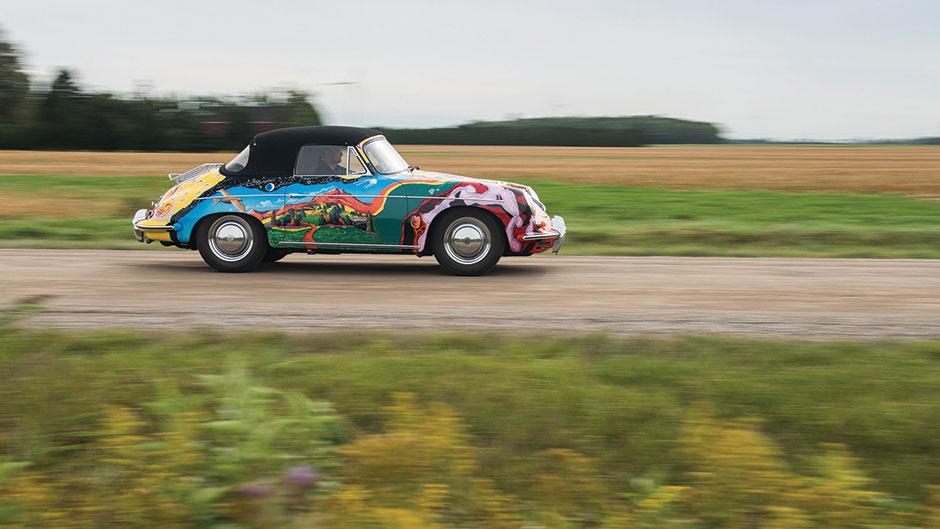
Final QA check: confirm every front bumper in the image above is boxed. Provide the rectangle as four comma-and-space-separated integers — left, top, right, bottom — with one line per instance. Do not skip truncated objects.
550, 215, 566, 254
521, 215, 567, 254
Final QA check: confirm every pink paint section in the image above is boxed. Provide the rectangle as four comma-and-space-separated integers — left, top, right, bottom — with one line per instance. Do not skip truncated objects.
415, 182, 526, 253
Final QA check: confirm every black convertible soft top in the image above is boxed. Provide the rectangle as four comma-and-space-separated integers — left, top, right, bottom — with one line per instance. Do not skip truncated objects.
220, 126, 383, 178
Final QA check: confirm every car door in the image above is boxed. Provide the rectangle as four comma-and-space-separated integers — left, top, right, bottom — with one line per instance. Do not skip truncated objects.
276, 145, 409, 251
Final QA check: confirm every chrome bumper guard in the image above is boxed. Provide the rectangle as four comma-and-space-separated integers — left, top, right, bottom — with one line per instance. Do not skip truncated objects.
550, 215, 567, 254
521, 215, 567, 254
132, 209, 147, 242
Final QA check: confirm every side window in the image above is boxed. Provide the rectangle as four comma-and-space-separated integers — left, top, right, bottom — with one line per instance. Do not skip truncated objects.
294, 145, 370, 177
345, 146, 368, 176
294, 145, 331, 175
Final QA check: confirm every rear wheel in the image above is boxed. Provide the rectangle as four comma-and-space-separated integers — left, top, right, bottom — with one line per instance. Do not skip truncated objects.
432, 209, 504, 276
196, 215, 267, 272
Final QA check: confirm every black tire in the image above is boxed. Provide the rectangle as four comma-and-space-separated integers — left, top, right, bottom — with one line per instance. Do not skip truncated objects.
263, 247, 290, 263
432, 209, 504, 276
196, 214, 267, 272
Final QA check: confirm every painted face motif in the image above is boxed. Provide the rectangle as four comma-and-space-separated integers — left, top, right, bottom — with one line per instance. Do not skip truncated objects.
155, 201, 173, 217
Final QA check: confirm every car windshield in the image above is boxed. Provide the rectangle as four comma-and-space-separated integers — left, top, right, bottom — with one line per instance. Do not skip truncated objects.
225, 145, 250, 172
362, 137, 409, 174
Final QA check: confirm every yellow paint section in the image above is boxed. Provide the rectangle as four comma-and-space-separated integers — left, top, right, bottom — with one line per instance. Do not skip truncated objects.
356, 138, 375, 163
150, 169, 225, 224
337, 173, 366, 181
143, 231, 172, 242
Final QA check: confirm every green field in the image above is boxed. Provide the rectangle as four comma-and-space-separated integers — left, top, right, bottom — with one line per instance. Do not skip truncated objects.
3, 150, 940, 527
523, 180, 940, 258
2, 173, 939, 257
1, 321, 940, 527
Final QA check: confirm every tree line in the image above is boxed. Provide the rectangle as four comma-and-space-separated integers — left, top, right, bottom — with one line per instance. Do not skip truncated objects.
2, 27, 724, 151
0, 29, 321, 152
382, 115, 724, 146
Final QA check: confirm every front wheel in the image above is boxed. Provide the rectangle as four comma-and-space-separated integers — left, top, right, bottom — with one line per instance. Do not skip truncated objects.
432, 210, 504, 276
196, 215, 267, 272
263, 247, 291, 263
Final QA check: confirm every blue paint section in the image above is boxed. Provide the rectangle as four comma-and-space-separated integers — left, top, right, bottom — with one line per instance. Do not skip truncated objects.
175, 185, 285, 242
175, 176, 413, 245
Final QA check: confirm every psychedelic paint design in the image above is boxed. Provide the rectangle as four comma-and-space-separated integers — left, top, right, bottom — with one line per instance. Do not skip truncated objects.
140, 170, 555, 254
132, 126, 565, 274
400, 173, 556, 255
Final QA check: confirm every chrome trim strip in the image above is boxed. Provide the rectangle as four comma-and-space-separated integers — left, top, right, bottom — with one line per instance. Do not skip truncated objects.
278, 241, 418, 250
357, 135, 385, 149
192, 194, 409, 201
134, 222, 175, 231
193, 194, 505, 204
194, 195, 283, 201
286, 193, 411, 200
416, 197, 505, 204
286, 195, 506, 205
522, 231, 561, 241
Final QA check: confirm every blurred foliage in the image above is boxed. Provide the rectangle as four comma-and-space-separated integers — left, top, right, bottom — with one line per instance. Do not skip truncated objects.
0, 360, 346, 528
382, 116, 722, 146
1, 327, 940, 527
0, 29, 29, 126
0, 30, 320, 152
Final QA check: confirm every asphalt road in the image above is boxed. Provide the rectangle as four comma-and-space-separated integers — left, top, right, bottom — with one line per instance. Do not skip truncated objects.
2, 249, 939, 339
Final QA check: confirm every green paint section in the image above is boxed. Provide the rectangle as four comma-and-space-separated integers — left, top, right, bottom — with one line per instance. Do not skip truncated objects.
265, 226, 312, 246
311, 225, 384, 245
264, 225, 385, 249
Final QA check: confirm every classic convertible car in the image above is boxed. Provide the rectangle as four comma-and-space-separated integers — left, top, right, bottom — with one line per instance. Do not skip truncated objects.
133, 126, 566, 275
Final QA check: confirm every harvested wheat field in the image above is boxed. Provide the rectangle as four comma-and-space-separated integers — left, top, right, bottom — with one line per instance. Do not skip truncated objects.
1, 145, 938, 195
400, 145, 940, 195
0, 151, 216, 178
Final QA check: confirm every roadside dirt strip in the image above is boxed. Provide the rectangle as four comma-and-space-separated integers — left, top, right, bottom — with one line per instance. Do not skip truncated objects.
2, 249, 939, 340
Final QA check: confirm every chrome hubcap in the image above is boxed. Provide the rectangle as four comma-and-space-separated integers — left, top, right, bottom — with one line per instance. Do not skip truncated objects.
444, 218, 491, 265
209, 218, 253, 262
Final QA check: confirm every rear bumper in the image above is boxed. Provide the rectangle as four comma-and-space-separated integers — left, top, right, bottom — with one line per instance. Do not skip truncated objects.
132, 208, 176, 243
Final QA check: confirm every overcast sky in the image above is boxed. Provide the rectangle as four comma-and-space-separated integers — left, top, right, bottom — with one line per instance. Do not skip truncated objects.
4, 0, 939, 140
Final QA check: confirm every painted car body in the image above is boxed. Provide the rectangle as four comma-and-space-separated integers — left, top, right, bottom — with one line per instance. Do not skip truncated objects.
133, 126, 565, 274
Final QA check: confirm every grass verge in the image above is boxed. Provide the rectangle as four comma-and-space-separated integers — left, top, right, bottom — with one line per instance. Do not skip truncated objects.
1, 174, 939, 257
2, 325, 940, 501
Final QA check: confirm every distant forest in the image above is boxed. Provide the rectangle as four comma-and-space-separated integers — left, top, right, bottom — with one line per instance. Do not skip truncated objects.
0, 29, 720, 151
0, 70, 322, 152
0, 30, 321, 152
2, 29, 936, 150
381, 116, 722, 146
